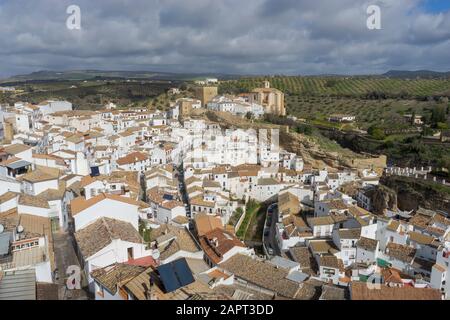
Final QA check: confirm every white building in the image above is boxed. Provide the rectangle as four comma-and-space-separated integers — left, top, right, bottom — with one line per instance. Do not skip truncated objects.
430, 242, 450, 299
356, 237, 379, 265
70, 193, 142, 231
74, 217, 151, 292
38, 100, 73, 115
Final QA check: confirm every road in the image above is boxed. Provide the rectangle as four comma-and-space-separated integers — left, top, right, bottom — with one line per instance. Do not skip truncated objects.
262, 203, 281, 257
176, 164, 191, 218
52, 231, 89, 300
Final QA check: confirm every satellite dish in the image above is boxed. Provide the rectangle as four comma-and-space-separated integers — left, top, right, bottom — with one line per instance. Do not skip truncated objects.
17, 225, 24, 233
0, 224, 4, 234
152, 249, 160, 260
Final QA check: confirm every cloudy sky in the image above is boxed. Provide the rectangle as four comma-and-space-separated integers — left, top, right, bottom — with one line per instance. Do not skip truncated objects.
0, 0, 450, 78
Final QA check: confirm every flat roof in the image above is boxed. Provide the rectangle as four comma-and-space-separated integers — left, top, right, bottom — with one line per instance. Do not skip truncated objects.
6, 160, 31, 170
286, 271, 309, 283
269, 256, 300, 270
0, 269, 36, 300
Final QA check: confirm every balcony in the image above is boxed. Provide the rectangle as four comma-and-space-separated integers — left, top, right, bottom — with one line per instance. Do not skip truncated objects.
0, 256, 15, 271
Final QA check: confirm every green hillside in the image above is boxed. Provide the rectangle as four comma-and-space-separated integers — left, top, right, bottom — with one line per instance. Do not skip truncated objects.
220, 76, 450, 98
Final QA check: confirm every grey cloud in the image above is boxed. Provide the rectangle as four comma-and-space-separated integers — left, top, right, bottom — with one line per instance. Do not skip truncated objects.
0, 0, 449, 77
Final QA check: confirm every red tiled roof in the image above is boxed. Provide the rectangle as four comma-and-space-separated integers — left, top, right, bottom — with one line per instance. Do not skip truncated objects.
116, 152, 148, 166
126, 256, 157, 268
199, 228, 245, 264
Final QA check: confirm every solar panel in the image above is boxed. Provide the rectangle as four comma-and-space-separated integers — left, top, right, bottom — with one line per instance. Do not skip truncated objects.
173, 259, 195, 287
90, 166, 100, 177
163, 194, 174, 201
158, 264, 180, 293
157, 258, 195, 293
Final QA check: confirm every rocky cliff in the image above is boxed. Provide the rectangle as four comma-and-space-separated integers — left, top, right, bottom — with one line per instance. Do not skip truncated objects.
380, 176, 450, 212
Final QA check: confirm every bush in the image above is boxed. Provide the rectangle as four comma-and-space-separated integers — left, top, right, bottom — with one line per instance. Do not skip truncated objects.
436, 122, 449, 130
368, 125, 386, 140
295, 124, 313, 135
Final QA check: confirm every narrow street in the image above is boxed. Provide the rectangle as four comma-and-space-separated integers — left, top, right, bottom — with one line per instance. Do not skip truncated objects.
176, 164, 191, 219
263, 203, 281, 257
52, 231, 89, 300
268, 204, 281, 256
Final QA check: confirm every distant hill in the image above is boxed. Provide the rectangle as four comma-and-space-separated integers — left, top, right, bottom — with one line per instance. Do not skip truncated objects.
5, 69, 450, 83
383, 70, 450, 79
0, 70, 242, 83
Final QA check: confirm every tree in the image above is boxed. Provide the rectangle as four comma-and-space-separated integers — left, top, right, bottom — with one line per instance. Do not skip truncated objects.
368, 125, 386, 140
295, 124, 313, 135
431, 105, 447, 127
325, 79, 337, 88
421, 126, 434, 137
410, 111, 416, 126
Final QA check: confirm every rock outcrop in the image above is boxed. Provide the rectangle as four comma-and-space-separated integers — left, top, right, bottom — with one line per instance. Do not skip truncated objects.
371, 185, 398, 215
381, 175, 450, 212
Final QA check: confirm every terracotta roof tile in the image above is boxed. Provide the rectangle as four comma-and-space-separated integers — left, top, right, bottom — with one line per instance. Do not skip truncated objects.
351, 282, 441, 300
70, 193, 141, 216
75, 217, 142, 258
